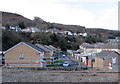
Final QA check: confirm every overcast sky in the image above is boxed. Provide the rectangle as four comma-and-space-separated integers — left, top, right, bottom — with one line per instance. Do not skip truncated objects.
0, 0, 119, 30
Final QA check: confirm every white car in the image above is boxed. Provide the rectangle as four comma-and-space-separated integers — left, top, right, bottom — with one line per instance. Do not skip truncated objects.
63, 62, 70, 67
62, 54, 66, 57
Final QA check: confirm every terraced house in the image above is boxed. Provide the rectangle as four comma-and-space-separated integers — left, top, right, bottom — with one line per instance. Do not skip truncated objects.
101, 43, 120, 53
93, 51, 119, 70
3, 42, 55, 67
35, 43, 54, 66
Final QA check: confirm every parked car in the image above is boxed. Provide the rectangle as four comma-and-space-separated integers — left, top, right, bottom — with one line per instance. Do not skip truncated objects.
63, 62, 70, 67
62, 54, 66, 57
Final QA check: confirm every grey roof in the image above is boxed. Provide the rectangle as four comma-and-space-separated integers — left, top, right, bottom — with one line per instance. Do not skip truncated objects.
35, 43, 52, 52
95, 43, 105, 48
73, 51, 80, 54
44, 45, 53, 51
24, 42, 45, 53
101, 43, 119, 49
86, 46, 95, 49
95, 51, 115, 59
80, 43, 95, 49
49, 45, 56, 49
3, 42, 45, 54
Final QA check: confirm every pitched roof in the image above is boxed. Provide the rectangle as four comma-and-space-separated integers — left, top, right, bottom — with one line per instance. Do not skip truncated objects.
44, 45, 53, 51
101, 43, 118, 49
80, 43, 95, 49
35, 43, 51, 52
95, 51, 116, 59
24, 42, 45, 52
94, 43, 105, 49
49, 45, 56, 50
3, 42, 44, 54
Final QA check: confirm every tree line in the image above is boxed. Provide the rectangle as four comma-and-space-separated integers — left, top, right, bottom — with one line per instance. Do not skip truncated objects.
2, 30, 112, 51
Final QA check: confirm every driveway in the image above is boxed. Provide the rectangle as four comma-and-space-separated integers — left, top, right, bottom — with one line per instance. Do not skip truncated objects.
59, 55, 81, 67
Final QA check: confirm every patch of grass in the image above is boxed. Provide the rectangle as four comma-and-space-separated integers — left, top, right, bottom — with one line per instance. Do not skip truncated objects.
54, 60, 63, 63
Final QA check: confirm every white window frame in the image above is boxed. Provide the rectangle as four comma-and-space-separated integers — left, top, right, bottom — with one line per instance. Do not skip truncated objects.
19, 53, 24, 59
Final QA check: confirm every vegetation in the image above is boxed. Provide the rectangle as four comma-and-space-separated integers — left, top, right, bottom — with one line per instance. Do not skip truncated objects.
2, 12, 120, 51
2, 29, 120, 51
54, 60, 63, 63
2, 30, 31, 51
18, 22, 26, 29
5, 24, 10, 30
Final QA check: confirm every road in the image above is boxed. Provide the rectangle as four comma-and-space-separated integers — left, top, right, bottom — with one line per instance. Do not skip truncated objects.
59, 55, 87, 68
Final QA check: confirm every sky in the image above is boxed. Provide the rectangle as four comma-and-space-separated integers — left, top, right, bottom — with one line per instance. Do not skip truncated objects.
0, 0, 119, 30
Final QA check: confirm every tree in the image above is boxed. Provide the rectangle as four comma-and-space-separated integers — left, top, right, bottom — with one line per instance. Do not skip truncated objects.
2, 30, 22, 51
5, 24, 10, 30
19, 22, 26, 29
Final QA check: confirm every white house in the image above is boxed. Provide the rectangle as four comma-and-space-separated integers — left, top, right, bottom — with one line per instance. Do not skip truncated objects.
67, 31, 73, 36
21, 27, 41, 33
78, 33, 87, 37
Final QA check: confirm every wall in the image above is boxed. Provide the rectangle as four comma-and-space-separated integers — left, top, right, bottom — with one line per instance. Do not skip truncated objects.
93, 57, 104, 68
4, 43, 43, 67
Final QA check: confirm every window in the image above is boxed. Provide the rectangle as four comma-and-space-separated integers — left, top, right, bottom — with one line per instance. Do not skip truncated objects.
19, 53, 24, 59
40, 53, 43, 57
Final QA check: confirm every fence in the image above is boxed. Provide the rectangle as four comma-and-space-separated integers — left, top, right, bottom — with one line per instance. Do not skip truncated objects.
2, 66, 89, 71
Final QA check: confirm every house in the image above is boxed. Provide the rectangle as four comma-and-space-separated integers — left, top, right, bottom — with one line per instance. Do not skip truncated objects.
35, 44, 54, 65
51, 28, 60, 34
74, 54, 95, 67
21, 27, 41, 33
63, 31, 70, 35
94, 43, 104, 51
78, 33, 87, 37
100, 43, 120, 53
57, 30, 65, 35
30, 27, 41, 33
3, 42, 45, 67
67, 50, 74, 56
67, 31, 73, 36
93, 51, 119, 70
1, 26, 6, 30
73, 33, 77, 36
48, 45, 57, 55
106, 37, 120, 43
67, 50, 80, 58
79, 43, 106, 54
79, 43, 96, 54
21, 27, 31, 32
79, 42, 120, 54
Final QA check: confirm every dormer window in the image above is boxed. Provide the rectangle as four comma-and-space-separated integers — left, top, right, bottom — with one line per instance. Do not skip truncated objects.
19, 53, 24, 59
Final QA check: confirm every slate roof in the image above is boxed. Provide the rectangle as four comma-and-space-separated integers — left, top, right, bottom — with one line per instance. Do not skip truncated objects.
86, 46, 95, 49
35, 43, 51, 52
95, 51, 115, 59
44, 45, 53, 51
3, 42, 45, 54
94, 43, 105, 49
101, 43, 119, 49
24, 42, 45, 53
80, 43, 95, 49
49, 45, 56, 50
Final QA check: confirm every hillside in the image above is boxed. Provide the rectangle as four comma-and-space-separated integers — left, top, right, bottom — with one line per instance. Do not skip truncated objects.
1, 11, 120, 51
1, 11, 120, 35
1, 11, 86, 32
2, 11, 33, 27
